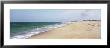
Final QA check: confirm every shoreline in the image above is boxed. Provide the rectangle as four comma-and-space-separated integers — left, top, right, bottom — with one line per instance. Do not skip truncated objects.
29, 21, 101, 39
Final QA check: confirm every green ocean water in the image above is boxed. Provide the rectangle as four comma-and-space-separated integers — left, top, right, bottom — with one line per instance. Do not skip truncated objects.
10, 22, 61, 39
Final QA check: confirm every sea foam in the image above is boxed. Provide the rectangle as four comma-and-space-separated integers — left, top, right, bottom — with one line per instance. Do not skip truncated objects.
11, 23, 66, 39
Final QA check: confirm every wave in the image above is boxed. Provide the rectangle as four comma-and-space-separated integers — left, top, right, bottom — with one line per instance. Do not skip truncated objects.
11, 23, 66, 39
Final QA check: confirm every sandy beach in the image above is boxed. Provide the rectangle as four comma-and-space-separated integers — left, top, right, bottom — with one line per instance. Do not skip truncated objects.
29, 21, 101, 39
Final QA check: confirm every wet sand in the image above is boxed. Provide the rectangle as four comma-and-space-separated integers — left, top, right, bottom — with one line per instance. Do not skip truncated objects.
29, 21, 101, 39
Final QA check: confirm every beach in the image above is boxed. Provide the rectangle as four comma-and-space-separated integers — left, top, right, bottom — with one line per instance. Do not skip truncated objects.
29, 21, 101, 39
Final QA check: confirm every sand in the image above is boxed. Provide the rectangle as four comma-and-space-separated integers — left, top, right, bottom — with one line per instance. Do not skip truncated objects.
29, 21, 101, 39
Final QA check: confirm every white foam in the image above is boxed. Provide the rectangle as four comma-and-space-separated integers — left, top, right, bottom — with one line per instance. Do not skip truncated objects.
11, 23, 72, 39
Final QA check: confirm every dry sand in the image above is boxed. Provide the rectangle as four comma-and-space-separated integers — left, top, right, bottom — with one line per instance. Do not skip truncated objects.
29, 21, 101, 39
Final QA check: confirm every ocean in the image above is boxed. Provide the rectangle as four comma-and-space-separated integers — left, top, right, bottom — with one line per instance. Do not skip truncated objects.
10, 22, 62, 39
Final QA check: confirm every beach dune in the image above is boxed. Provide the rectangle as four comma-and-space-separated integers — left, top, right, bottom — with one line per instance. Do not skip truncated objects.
29, 21, 101, 39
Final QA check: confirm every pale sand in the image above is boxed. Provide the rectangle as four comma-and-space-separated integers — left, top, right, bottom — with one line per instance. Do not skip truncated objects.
29, 21, 101, 39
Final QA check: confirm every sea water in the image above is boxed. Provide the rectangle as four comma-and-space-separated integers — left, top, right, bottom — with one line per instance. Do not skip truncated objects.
10, 22, 63, 39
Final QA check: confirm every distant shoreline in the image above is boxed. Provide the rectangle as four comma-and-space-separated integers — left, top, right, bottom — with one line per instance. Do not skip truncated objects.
29, 21, 101, 39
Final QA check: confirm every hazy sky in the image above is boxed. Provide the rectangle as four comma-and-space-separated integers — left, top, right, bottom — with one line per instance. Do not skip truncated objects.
10, 9, 101, 22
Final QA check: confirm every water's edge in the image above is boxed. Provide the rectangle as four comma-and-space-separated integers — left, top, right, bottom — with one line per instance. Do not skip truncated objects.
10, 22, 65, 39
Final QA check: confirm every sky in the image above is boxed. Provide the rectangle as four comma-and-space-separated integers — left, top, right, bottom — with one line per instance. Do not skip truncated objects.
10, 9, 101, 22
